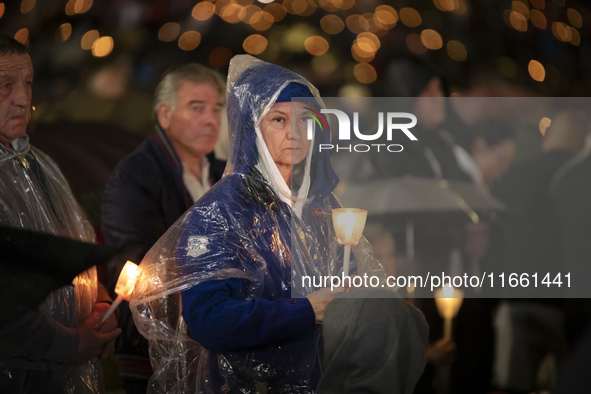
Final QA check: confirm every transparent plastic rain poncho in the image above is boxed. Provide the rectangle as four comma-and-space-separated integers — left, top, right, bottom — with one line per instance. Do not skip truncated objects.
130, 55, 385, 393
0, 138, 101, 393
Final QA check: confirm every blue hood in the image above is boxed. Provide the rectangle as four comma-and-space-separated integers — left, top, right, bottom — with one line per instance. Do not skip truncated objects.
225, 55, 338, 199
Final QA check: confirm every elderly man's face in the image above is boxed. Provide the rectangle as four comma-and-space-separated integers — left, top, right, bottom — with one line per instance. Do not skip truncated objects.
159, 81, 222, 159
0, 53, 33, 148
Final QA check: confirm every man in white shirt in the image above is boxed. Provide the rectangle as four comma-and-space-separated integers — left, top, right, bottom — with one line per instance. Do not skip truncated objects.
101, 63, 226, 393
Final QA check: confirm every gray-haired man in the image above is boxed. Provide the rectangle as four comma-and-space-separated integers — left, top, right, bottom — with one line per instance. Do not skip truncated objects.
101, 63, 226, 391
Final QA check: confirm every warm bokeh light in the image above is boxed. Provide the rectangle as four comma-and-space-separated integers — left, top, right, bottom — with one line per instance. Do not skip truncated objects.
552, 21, 571, 41
14, 28, 29, 45
374, 6, 398, 30
284, 0, 315, 16
341, 0, 355, 10
243, 34, 268, 55
406, 33, 427, 54
0, 4, 6, 19
209, 47, 233, 68
498, 56, 517, 78
354, 63, 377, 84
346, 14, 370, 34
399, 8, 421, 27
319, 0, 341, 12
529, 9, 547, 29
569, 26, 580, 46
178, 31, 201, 51
74, 0, 93, 14
305, 35, 329, 56
351, 41, 375, 62
529, 0, 545, 9
357, 32, 380, 52
512, 1, 529, 19
321, 15, 345, 35
362, 12, 378, 34
258, 0, 274, 4
447, 40, 467, 61
242, 5, 262, 24
302, 0, 318, 16
264, 3, 287, 22
250, 11, 274, 31
528, 60, 545, 82
567, 8, 582, 28
452, 0, 468, 15
510, 11, 528, 31
192, 1, 215, 21
373, 11, 396, 31
220, 4, 244, 24
434, 0, 456, 12
92, 36, 114, 57
21, 0, 36, 13
81, 30, 99, 50
311, 52, 338, 77
539, 117, 551, 136
291, 0, 307, 15
158, 22, 181, 42
55, 23, 72, 43
65, 0, 76, 15
420, 29, 443, 50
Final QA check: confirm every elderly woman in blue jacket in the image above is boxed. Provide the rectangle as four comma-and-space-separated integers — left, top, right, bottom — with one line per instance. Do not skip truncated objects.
130, 55, 383, 394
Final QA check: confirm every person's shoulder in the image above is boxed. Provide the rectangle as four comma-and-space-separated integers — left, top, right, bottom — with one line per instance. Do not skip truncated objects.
28, 145, 66, 177
110, 137, 163, 180
199, 174, 244, 204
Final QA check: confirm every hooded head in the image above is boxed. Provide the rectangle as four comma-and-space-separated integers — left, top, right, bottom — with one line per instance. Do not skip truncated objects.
225, 55, 337, 208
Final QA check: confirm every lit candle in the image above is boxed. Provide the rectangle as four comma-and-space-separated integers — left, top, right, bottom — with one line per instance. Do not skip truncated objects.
434, 284, 464, 339
100, 261, 139, 324
332, 208, 368, 276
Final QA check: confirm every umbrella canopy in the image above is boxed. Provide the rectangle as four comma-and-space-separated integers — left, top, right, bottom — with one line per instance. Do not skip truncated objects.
336, 177, 506, 225
0, 226, 118, 326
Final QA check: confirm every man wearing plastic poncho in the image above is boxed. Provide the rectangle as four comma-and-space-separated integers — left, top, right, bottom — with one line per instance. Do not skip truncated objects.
0, 35, 120, 393
130, 55, 384, 393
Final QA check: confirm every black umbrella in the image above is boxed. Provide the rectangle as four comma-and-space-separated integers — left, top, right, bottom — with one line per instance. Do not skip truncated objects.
336, 177, 506, 224
0, 226, 118, 326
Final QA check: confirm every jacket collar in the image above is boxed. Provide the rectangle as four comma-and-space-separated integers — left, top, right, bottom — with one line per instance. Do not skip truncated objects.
153, 122, 193, 208
154, 123, 182, 168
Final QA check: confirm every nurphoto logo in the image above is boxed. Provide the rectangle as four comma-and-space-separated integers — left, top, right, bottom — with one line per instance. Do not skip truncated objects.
305, 108, 418, 153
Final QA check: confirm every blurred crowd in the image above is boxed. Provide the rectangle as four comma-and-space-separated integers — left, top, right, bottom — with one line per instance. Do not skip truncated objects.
1, 16, 591, 393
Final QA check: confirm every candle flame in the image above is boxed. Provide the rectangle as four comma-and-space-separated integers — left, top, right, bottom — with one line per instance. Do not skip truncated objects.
332, 208, 368, 246
115, 261, 139, 301
434, 285, 464, 319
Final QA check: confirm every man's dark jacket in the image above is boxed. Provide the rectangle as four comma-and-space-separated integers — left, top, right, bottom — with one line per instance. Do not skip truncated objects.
100, 126, 225, 367
101, 125, 226, 282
